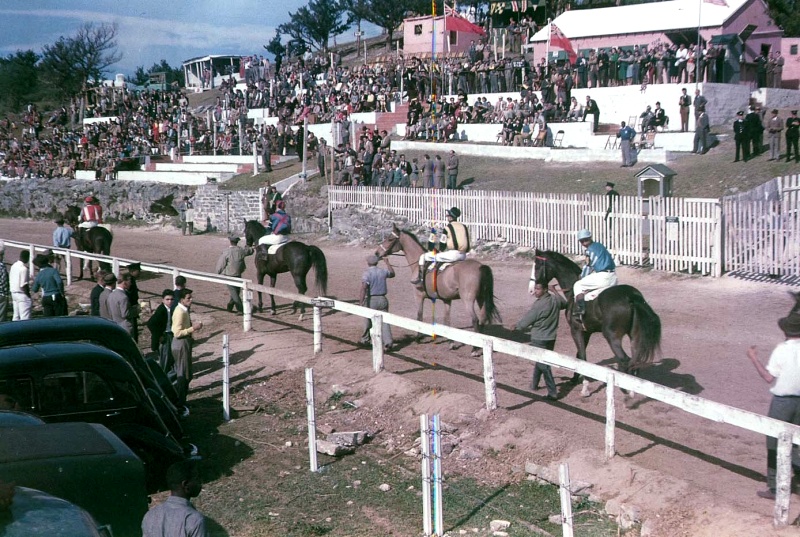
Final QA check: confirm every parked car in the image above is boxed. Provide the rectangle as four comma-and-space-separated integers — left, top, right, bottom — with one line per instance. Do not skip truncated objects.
0, 410, 44, 427
0, 420, 148, 537
0, 317, 185, 443
0, 486, 113, 537
0, 342, 186, 492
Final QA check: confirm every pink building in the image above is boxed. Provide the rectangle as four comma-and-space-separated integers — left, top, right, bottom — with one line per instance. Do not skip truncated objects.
528, 0, 784, 84
403, 15, 486, 57
781, 38, 800, 89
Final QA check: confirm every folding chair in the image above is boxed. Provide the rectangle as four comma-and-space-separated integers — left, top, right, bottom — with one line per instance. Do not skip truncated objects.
553, 130, 565, 148
641, 130, 656, 149
604, 135, 618, 150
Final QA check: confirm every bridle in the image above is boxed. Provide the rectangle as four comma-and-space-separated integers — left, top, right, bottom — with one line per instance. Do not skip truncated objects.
531, 254, 547, 284
377, 230, 417, 267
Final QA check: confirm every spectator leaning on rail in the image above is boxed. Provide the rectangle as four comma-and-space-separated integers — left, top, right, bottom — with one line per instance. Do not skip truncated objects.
572, 229, 617, 322
747, 312, 800, 501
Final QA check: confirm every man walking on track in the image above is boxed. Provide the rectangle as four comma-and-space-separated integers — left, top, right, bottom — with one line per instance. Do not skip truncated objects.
359, 255, 395, 352
747, 312, 800, 500
514, 282, 566, 400
216, 236, 253, 315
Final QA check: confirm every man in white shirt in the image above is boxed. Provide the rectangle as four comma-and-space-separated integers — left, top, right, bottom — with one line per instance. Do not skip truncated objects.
9, 250, 31, 321
747, 312, 800, 500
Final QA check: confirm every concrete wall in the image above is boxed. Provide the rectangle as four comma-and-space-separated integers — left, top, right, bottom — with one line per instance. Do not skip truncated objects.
750, 87, 800, 110
391, 139, 668, 163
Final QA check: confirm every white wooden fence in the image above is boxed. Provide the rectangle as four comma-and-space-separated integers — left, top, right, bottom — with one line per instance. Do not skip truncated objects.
329, 187, 720, 275
4, 237, 798, 525
723, 174, 800, 277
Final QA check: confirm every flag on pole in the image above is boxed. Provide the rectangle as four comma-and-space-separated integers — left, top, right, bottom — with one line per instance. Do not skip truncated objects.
703, 0, 728, 5
521, 0, 528, 10
511, 0, 520, 11
549, 23, 577, 64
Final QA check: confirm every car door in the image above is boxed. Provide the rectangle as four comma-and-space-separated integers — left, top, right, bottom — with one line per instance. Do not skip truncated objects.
36, 369, 142, 428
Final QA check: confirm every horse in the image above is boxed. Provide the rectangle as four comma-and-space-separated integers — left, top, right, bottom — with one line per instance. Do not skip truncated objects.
531, 249, 661, 397
243, 220, 328, 319
64, 206, 113, 279
375, 224, 501, 356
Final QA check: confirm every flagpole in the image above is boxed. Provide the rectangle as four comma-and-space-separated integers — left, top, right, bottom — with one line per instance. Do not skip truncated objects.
696, 0, 702, 88
546, 19, 551, 77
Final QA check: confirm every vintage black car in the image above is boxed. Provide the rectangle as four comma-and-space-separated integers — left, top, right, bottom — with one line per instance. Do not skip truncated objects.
0, 342, 186, 492
0, 317, 185, 442
0, 419, 148, 537
1, 486, 113, 537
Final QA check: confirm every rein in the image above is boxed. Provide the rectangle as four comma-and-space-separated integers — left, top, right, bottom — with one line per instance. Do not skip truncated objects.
378, 231, 418, 267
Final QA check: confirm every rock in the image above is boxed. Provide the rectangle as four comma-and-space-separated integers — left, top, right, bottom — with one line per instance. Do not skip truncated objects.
327, 431, 369, 446
605, 499, 622, 516
489, 520, 510, 531
378, 483, 391, 492
548, 514, 563, 524
457, 446, 482, 460
492, 532, 509, 536
316, 439, 355, 456
317, 423, 335, 435
524, 461, 557, 483
619, 503, 641, 530
284, 441, 292, 447
640, 518, 656, 537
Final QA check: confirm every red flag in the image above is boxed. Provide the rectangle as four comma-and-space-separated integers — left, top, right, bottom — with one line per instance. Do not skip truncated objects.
511, 1, 519, 11
703, 0, 728, 5
549, 24, 577, 64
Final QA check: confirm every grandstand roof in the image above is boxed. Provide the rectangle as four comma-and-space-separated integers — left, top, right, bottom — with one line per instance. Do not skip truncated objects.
528, 0, 750, 42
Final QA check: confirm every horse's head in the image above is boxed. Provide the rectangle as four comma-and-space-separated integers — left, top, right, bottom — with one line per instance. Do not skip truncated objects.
64, 205, 80, 228
529, 249, 550, 294
375, 225, 403, 259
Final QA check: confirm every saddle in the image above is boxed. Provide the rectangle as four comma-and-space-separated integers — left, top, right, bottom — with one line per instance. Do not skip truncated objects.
267, 241, 289, 255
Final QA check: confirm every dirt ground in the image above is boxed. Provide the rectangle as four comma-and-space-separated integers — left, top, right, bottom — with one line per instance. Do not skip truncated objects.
4, 219, 800, 536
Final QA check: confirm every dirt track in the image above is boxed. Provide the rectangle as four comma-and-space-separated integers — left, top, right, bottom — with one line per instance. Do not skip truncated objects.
4, 218, 800, 535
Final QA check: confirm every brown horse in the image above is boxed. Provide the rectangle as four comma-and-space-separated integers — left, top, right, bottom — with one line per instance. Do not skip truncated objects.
64, 206, 113, 279
375, 224, 500, 355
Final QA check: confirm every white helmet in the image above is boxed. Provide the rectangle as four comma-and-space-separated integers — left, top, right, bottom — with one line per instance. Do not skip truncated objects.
577, 229, 592, 241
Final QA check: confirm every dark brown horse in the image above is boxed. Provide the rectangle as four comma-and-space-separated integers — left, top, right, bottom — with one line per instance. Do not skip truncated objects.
375, 224, 500, 355
65, 206, 113, 279
244, 220, 328, 320
531, 249, 661, 396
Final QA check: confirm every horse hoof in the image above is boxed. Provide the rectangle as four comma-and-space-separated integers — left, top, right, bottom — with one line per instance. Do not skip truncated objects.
470, 349, 481, 358
298, 313, 305, 322
269, 310, 277, 316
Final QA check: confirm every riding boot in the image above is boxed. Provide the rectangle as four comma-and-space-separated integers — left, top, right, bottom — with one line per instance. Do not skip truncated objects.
411, 263, 426, 285
573, 294, 586, 319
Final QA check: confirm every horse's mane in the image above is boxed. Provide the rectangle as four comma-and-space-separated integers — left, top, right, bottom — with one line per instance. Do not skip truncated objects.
399, 229, 423, 248
541, 250, 581, 276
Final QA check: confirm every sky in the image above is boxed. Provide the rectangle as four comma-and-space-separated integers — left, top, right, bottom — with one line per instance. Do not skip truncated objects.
0, 0, 379, 77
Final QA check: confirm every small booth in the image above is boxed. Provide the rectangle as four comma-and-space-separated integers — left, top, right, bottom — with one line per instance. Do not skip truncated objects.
635, 164, 675, 198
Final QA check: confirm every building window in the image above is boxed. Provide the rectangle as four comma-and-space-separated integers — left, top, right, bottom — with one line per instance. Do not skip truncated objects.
449, 31, 457, 45
791, 45, 798, 55
415, 24, 423, 35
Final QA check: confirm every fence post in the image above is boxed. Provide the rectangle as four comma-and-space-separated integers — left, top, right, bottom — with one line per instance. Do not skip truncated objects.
242, 281, 252, 332
714, 201, 723, 277
482, 339, 497, 410
313, 306, 322, 354
65, 251, 73, 287
774, 430, 792, 526
253, 142, 259, 176
371, 314, 384, 373
432, 414, 444, 536
420, 414, 432, 537
605, 373, 616, 459
559, 463, 575, 537
306, 368, 318, 472
112, 258, 120, 276
222, 334, 230, 422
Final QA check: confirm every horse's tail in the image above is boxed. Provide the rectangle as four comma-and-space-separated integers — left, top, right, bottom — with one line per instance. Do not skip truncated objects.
477, 264, 502, 324
308, 245, 328, 296
630, 295, 662, 367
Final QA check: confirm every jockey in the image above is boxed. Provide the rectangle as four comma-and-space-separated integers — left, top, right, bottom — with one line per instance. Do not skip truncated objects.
258, 200, 292, 246
78, 196, 103, 229
572, 229, 617, 319
411, 206, 470, 285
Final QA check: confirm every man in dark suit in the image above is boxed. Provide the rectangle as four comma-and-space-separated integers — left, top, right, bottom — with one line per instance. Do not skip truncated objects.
146, 289, 175, 371
583, 96, 600, 132
733, 111, 749, 162
693, 106, 710, 154
90, 270, 107, 316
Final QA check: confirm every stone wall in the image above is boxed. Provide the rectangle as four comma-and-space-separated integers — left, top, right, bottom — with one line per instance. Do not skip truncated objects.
193, 184, 261, 234
0, 178, 193, 223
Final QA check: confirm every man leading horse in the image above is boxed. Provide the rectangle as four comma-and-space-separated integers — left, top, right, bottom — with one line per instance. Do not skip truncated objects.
573, 228, 617, 323
411, 206, 470, 286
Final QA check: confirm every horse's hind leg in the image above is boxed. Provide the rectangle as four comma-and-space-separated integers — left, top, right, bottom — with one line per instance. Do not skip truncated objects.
603, 327, 636, 398
268, 275, 278, 315
291, 271, 308, 321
